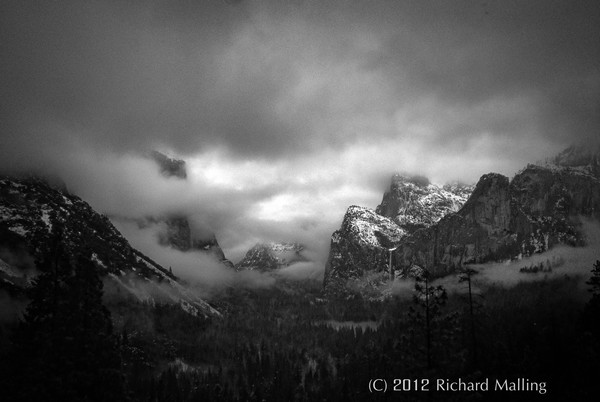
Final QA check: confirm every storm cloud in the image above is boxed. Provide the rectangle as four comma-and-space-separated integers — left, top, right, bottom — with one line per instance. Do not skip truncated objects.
1, 0, 599, 271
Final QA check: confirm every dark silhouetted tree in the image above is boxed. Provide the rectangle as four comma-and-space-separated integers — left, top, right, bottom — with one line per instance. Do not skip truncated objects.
459, 267, 480, 368
587, 260, 600, 297
8, 221, 125, 401
584, 260, 600, 337
409, 268, 447, 370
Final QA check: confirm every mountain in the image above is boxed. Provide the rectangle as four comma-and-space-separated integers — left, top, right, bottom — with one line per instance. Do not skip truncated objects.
323, 175, 473, 290
151, 150, 187, 179
0, 175, 220, 318
236, 242, 307, 272
393, 150, 600, 277
139, 152, 234, 268
541, 145, 600, 175
324, 146, 600, 290
375, 174, 473, 232
136, 214, 234, 269
323, 205, 406, 290
392, 173, 520, 278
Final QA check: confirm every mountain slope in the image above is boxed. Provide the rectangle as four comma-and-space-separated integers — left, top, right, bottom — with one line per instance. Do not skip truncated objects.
0, 176, 219, 317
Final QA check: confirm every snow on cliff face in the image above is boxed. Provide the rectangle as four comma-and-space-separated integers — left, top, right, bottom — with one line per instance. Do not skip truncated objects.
323, 175, 472, 291
341, 206, 406, 248
0, 176, 220, 318
376, 174, 474, 232
395, 160, 600, 278
323, 206, 406, 289
325, 146, 600, 292
236, 242, 307, 272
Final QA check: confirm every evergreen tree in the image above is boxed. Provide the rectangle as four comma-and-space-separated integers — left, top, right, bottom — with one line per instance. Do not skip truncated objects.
8, 223, 125, 401
459, 268, 480, 368
409, 268, 447, 370
584, 260, 600, 336
586, 260, 600, 297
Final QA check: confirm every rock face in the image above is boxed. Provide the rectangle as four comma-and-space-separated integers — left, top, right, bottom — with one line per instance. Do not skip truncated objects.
151, 215, 234, 268
393, 173, 520, 277
151, 151, 187, 179
191, 236, 232, 266
157, 215, 193, 251
323, 206, 406, 288
393, 155, 600, 277
323, 176, 473, 290
236, 242, 307, 272
146, 152, 233, 268
324, 146, 600, 289
0, 176, 219, 317
375, 174, 473, 232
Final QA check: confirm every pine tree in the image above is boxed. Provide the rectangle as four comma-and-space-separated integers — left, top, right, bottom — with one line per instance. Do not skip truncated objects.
459, 268, 480, 368
409, 268, 447, 370
586, 260, 600, 297
584, 260, 600, 337
8, 222, 126, 401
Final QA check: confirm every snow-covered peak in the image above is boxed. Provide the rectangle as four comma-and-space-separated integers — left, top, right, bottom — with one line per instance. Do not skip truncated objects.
235, 242, 306, 271
376, 174, 474, 231
341, 206, 406, 249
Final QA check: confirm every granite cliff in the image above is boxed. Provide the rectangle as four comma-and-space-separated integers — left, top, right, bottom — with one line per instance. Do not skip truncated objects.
324, 146, 600, 290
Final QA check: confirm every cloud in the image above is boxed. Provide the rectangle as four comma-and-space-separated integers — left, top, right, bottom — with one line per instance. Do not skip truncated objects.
112, 218, 276, 296
402, 219, 600, 298
471, 219, 600, 290
3, 0, 598, 164
1, 0, 598, 278
112, 212, 325, 289
277, 261, 324, 281
113, 220, 231, 284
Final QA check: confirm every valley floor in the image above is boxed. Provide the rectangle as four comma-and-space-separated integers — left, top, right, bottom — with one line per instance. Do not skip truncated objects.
100, 271, 600, 401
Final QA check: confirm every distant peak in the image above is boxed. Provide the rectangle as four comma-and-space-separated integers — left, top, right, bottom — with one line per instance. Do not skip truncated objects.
236, 241, 306, 271
249, 242, 304, 254
528, 145, 600, 178
376, 174, 474, 231
150, 151, 187, 179
546, 145, 600, 168
391, 173, 430, 187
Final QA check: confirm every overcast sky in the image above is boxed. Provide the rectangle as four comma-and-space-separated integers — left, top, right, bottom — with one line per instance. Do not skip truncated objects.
1, 0, 599, 272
